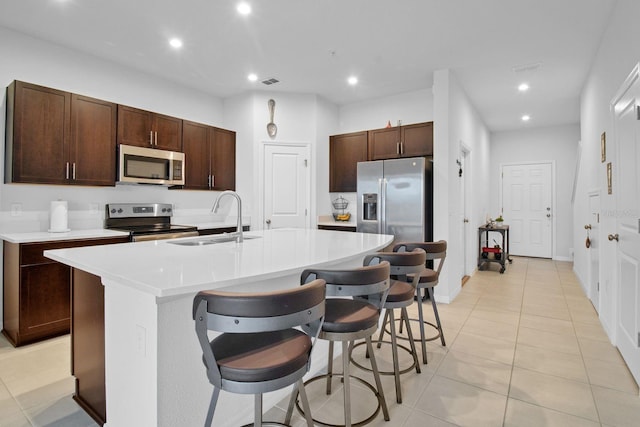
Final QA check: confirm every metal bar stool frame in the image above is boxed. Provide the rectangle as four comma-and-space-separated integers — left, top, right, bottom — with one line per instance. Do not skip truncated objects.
297, 260, 391, 427
393, 241, 447, 365
193, 279, 326, 427
353, 249, 426, 404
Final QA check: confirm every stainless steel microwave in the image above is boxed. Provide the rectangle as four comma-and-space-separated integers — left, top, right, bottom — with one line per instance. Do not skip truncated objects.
118, 144, 185, 185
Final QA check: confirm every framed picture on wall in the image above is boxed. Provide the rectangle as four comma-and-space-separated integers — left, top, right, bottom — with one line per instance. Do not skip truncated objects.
601, 132, 606, 162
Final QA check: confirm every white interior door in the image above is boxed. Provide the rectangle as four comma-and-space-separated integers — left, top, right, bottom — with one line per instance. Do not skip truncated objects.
263, 143, 310, 229
502, 163, 553, 258
610, 64, 640, 384
587, 192, 600, 312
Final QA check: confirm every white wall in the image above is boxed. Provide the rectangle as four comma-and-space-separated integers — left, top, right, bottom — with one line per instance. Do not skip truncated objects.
433, 69, 491, 303
224, 91, 339, 230
575, 0, 640, 338
490, 125, 579, 260
338, 89, 434, 133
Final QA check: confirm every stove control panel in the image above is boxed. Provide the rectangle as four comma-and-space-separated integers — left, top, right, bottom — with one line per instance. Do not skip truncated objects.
106, 203, 174, 218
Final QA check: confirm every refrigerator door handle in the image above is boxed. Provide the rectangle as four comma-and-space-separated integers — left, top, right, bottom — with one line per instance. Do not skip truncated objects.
380, 178, 387, 234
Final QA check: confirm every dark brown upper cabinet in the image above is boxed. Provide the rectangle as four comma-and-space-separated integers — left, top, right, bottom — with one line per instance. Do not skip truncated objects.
117, 105, 183, 152
210, 127, 236, 191
5, 81, 117, 186
368, 121, 433, 160
182, 121, 236, 191
329, 131, 368, 193
70, 94, 118, 186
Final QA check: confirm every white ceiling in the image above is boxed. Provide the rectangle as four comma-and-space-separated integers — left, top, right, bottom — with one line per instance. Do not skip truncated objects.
0, 0, 617, 131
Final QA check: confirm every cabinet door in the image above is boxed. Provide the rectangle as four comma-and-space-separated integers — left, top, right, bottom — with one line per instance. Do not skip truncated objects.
117, 105, 153, 148
368, 127, 400, 160
182, 121, 211, 190
211, 127, 236, 191
329, 131, 368, 192
153, 113, 183, 151
20, 263, 71, 338
70, 95, 117, 186
401, 122, 433, 157
9, 81, 70, 184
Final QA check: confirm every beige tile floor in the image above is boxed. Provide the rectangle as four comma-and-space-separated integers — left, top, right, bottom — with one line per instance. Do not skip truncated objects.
1, 257, 639, 426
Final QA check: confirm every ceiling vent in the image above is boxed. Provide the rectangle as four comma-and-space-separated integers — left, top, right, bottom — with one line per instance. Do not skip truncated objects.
261, 77, 279, 85
512, 62, 542, 73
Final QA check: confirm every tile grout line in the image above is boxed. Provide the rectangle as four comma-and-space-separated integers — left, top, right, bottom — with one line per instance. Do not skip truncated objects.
501, 256, 527, 427
560, 260, 604, 425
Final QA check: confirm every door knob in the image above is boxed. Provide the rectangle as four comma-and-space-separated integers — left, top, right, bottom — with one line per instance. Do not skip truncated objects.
608, 233, 619, 241
463, 218, 469, 223
584, 224, 592, 230
546, 214, 551, 218
266, 219, 271, 224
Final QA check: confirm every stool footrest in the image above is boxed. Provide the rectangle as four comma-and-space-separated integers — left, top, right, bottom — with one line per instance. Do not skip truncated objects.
295, 373, 382, 427
350, 340, 420, 375
387, 318, 443, 342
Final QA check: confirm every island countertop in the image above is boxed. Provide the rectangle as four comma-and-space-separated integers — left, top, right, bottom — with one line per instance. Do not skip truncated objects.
44, 228, 393, 427
44, 228, 393, 299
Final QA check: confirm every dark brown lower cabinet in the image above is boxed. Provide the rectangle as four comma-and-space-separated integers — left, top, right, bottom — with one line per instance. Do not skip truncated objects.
71, 269, 106, 426
2, 237, 128, 347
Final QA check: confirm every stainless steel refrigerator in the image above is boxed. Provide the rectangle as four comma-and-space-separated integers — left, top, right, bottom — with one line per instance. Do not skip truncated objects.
357, 157, 433, 244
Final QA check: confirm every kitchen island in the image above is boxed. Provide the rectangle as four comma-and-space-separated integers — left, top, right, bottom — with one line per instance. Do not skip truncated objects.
44, 228, 393, 427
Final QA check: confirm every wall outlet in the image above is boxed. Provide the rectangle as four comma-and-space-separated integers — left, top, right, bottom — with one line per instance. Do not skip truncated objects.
10, 203, 22, 217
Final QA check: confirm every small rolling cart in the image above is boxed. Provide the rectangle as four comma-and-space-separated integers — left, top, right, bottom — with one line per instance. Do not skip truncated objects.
477, 223, 512, 273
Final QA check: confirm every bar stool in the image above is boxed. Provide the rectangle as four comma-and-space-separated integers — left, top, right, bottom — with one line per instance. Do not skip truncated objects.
297, 260, 391, 427
193, 279, 326, 427
393, 241, 447, 365
352, 248, 426, 404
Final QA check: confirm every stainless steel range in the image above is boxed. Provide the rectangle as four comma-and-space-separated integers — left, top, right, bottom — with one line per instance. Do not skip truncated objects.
105, 203, 199, 242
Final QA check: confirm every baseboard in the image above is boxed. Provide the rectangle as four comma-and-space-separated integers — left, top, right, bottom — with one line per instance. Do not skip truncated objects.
553, 255, 573, 262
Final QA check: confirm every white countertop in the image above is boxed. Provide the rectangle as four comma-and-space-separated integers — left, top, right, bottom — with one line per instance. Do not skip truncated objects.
0, 228, 130, 244
0, 219, 249, 244
317, 214, 356, 228
44, 228, 393, 299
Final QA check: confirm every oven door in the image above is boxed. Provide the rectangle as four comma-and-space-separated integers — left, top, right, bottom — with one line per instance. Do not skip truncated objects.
132, 231, 198, 242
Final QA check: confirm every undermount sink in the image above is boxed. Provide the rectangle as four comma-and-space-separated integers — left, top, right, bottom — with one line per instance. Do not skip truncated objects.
167, 234, 260, 246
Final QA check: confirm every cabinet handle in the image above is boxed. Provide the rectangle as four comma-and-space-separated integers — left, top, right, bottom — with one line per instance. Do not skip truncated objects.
155, 131, 158, 146
211, 175, 215, 188
65, 162, 69, 179
400, 141, 404, 155
207, 175, 211, 188
72, 163, 76, 180
396, 142, 400, 154
149, 131, 153, 146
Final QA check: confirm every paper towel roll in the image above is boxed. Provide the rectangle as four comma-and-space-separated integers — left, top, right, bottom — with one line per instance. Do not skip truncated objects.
49, 200, 69, 232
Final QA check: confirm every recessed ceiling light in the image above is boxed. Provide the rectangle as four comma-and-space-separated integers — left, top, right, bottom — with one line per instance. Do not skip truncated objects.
518, 83, 530, 92
521, 115, 531, 122
169, 38, 183, 49
247, 73, 258, 82
347, 76, 358, 86
237, 2, 251, 15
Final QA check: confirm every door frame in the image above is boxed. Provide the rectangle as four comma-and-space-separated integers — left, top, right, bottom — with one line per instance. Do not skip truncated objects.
587, 188, 601, 313
459, 142, 474, 277
258, 141, 313, 230
499, 160, 557, 259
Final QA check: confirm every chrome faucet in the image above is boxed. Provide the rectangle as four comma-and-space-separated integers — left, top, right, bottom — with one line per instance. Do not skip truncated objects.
211, 190, 243, 243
